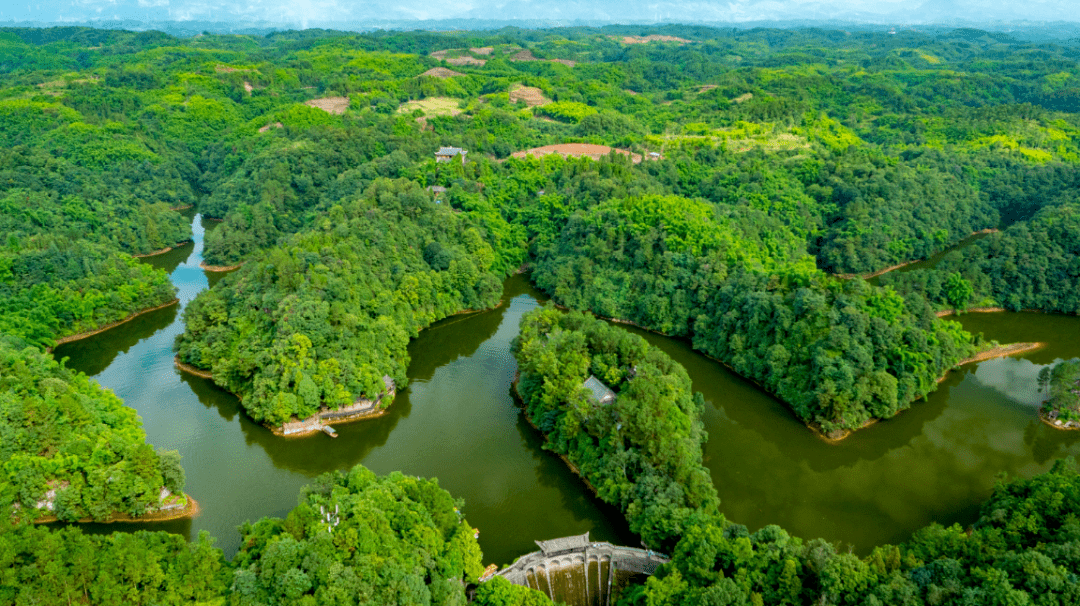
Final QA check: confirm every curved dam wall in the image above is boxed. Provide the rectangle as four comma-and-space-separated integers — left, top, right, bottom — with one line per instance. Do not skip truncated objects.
487, 534, 669, 606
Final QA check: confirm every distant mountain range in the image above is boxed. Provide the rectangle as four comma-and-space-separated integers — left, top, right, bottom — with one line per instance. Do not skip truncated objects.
2, 0, 1079, 36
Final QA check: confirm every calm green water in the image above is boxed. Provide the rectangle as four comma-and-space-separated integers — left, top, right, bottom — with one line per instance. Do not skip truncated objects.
54, 216, 632, 564
55, 216, 1080, 561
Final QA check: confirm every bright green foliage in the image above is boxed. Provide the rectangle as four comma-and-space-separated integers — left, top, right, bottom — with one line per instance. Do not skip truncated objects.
536, 100, 599, 123
176, 179, 513, 426
229, 464, 484, 606
0, 338, 186, 521
1038, 359, 1080, 423
473, 576, 556, 606
0, 526, 229, 606
513, 307, 719, 548
0, 239, 177, 348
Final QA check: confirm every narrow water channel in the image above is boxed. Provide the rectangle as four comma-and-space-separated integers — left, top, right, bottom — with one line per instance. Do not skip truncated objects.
55, 215, 1080, 561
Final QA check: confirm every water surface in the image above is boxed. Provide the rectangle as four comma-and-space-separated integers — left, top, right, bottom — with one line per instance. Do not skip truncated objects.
56, 217, 1080, 560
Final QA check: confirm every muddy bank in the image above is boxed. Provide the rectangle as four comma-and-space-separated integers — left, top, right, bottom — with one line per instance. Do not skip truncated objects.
937, 307, 1008, 317
36, 494, 199, 524
132, 241, 192, 258
199, 261, 244, 272
49, 298, 180, 352
1039, 408, 1080, 431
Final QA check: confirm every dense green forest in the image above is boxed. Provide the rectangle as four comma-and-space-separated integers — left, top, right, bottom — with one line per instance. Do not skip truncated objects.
513, 306, 719, 548
1039, 359, 1080, 425
2, 21, 1080, 605
0, 338, 188, 523
175, 178, 517, 426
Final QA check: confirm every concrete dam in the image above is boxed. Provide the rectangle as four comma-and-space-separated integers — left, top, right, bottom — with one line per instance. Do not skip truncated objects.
483, 533, 669, 606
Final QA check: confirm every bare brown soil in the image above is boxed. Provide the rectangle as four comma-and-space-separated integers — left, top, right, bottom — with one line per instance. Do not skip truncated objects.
699, 84, 718, 92
419, 67, 464, 78
199, 261, 244, 272
508, 50, 539, 62
259, 122, 284, 133
304, 96, 349, 114
731, 93, 754, 103
471, 47, 494, 55
511, 143, 642, 163
936, 307, 1008, 317
550, 58, 577, 67
132, 241, 191, 258
509, 86, 548, 107
35, 495, 199, 524
174, 356, 215, 380
429, 49, 452, 59
168, 204, 194, 211
447, 56, 487, 66
936, 342, 1045, 384
49, 299, 180, 351
617, 35, 692, 44
214, 65, 250, 73
243, 81, 253, 94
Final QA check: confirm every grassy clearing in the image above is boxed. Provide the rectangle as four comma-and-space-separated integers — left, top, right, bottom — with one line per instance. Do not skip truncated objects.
397, 97, 464, 116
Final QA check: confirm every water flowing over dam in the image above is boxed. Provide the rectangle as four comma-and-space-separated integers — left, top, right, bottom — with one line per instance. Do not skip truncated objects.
486, 534, 668, 606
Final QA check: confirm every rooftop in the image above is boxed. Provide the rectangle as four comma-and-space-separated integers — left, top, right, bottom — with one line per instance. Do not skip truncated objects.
535, 532, 590, 556
583, 375, 616, 404
436, 146, 466, 156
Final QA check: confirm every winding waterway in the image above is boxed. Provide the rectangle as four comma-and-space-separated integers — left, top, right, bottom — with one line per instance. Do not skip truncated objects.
55, 215, 1080, 562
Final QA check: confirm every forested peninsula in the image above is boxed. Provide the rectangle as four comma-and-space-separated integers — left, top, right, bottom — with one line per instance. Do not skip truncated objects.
1, 21, 1080, 605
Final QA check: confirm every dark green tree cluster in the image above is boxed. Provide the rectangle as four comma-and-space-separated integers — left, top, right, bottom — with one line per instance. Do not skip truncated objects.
0, 238, 176, 348
628, 458, 1080, 606
881, 203, 1080, 314
513, 306, 719, 548
0, 338, 187, 522
0, 526, 228, 606
1038, 359, 1080, 424
527, 191, 973, 434
229, 465, 484, 605
176, 179, 519, 426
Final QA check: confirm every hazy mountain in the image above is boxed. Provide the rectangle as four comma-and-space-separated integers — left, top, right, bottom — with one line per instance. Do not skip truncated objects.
1, 0, 1077, 30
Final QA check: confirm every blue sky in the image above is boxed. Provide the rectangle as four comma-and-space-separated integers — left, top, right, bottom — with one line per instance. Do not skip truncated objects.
3, 0, 1076, 26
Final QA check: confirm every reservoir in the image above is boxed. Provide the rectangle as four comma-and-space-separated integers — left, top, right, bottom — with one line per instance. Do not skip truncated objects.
55, 216, 1080, 560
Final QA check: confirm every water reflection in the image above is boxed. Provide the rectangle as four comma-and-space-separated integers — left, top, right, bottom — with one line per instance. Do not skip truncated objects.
55, 220, 632, 564
52, 215, 1080, 562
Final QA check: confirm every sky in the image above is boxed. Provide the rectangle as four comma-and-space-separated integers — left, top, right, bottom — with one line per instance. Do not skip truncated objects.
2, 0, 1078, 27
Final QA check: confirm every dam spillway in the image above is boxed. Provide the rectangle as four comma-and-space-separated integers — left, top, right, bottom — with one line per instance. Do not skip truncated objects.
487, 533, 668, 606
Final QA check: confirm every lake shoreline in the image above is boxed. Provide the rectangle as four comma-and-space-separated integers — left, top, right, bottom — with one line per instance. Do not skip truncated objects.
171, 300, 504, 437
199, 261, 244, 272
35, 493, 200, 524
49, 298, 180, 352
511, 375, 605, 499
834, 228, 1000, 281
132, 241, 192, 258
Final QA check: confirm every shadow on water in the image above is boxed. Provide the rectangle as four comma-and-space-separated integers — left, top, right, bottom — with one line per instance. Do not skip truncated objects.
55, 304, 178, 376
48, 216, 1080, 563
